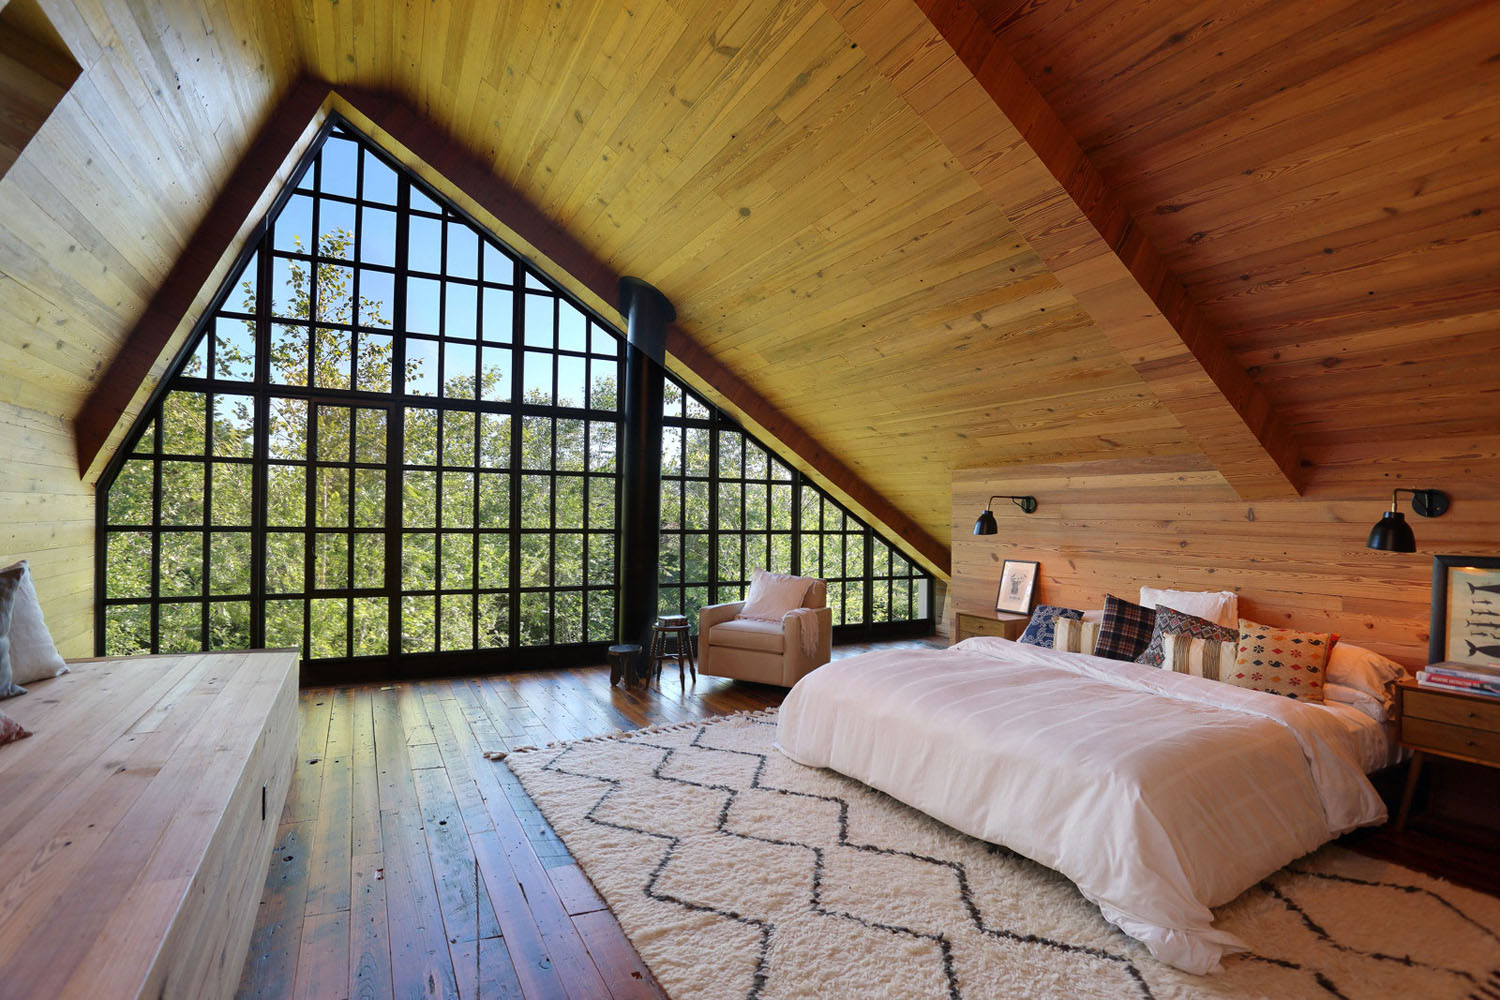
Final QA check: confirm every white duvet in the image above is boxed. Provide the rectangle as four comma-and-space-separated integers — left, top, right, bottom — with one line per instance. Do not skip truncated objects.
775, 636, 1388, 974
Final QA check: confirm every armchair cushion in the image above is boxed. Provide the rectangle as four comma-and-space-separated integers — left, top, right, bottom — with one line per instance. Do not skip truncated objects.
708, 618, 785, 654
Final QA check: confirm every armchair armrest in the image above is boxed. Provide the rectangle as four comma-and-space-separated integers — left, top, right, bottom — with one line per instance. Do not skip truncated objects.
780, 606, 833, 686
698, 601, 746, 671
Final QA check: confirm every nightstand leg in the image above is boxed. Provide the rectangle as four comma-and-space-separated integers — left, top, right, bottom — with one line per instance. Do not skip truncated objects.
1395, 750, 1425, 832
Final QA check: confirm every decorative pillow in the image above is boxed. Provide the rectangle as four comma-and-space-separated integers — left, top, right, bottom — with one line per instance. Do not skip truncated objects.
1092, 595, 1156, 661
1138, 587, 1238, 629
738, 568, 813, 621
1326, 643, 1405, 704
1017, 605, 1083, 648
2, 561, 67, 686
1052, 618, 1102, 655
0, 708, 29, 746
1161, 632, 1237, 680
1225, 618, 1335, 702
0, 564, 24, 698
1135, 605, 1238, 668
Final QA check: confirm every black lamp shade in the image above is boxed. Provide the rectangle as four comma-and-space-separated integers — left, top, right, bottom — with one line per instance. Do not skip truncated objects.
973, 509, 998, 535
1366, 510, 1416, 552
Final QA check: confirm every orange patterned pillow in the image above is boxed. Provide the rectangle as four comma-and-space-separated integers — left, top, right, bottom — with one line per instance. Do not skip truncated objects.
1226, 618, 1336, 702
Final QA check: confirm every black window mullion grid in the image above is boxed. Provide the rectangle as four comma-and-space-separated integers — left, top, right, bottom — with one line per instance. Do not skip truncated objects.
96, 119, 645, 672
250, 237, 272, 651
507, 260, 524, 650
386, 174, 410, 666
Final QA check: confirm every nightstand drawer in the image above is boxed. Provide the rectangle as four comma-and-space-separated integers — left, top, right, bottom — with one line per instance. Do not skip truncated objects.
953, 611, 1028, 644
1402, 717, 1500, 764
1404, 688, 1500, 734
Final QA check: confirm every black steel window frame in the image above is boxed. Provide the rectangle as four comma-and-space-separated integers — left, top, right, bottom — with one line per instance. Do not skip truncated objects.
95, 116, 625, 684
658, 376, 933, 641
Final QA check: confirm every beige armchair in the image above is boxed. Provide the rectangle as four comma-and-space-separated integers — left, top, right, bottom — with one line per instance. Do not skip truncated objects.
697, 578, 833, 687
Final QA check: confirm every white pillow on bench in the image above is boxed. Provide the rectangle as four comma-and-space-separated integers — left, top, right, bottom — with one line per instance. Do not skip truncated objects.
3, 561, 68, 686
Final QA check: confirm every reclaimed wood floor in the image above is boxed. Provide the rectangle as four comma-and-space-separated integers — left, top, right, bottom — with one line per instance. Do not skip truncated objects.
236, 638, 942, 1000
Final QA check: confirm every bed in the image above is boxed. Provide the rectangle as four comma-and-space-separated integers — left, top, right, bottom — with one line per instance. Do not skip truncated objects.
774, 636, 1392, 975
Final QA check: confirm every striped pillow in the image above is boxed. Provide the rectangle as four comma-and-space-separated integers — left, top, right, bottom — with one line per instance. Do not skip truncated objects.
1052, 618, 1102, 655
1161, 632, 1236, 680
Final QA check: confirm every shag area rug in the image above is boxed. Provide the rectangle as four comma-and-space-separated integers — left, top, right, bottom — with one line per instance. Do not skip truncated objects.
505, 711, 1500, 1000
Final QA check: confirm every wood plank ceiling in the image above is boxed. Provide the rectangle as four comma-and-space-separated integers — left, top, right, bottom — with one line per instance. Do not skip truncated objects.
3, 0, 1496, 588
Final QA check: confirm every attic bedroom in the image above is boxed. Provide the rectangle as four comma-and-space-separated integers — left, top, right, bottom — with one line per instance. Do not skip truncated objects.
0, 0, 1496, 997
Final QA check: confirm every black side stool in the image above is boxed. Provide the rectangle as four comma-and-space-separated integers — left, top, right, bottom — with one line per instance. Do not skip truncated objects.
608, 643, 642, 687
648, 615, 696, 685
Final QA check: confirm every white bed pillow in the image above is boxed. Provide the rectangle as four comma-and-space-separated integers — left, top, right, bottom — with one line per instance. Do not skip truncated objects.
2, 561, 69, 685
1325, 683, 1391, 723
1326, 643, 1405, 704
1138, 587, 1237, 629
738, 568, 813, 621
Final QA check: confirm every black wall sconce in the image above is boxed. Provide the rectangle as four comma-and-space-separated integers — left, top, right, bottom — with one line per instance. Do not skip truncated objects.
973, 494, 1039, 535
1366, 488, 1449, 552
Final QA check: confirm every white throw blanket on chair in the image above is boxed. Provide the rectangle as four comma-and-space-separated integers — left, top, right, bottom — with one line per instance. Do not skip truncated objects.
783, 607, 820, 657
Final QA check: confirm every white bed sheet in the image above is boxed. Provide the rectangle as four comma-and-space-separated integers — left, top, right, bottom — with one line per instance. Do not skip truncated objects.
1316, 700, 1399, 773
775, 637, 1388, 975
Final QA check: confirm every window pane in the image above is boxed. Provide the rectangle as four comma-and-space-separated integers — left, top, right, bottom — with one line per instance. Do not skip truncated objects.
266, 466, 306, 526
353, 598, 388, 656
108, 459, 153, 524
214, 317, 256, 382
160, 602, 202, 653
353, 532, 384, 589
106, 532, 152, 599
266, 600, 305, 653
441, 594, 474, 651
266, 533, 305, 594
403, 533, 435, 590
209, 532, 252, 595
310, 598, 348, 658
162, 392, 206, 455
403, 595, 435, 652
105, 604, 151, 657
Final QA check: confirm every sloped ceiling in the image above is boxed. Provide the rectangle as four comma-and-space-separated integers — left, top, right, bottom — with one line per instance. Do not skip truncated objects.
4, 0, 1498, 581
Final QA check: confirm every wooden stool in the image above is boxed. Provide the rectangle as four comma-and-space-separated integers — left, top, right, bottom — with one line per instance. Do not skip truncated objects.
648, 616, 696, 685
607, 643, 641, 687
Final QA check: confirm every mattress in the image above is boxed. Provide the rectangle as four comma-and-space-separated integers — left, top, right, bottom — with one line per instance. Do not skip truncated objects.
775, 636, 1388, 974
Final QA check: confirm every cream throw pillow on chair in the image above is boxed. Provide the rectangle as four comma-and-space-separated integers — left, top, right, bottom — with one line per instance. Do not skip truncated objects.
739, 569, 813, 621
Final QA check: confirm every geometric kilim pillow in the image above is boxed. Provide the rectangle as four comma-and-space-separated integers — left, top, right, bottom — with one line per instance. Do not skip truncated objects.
1135, 604, 1239, 668
1225, 618, 1336, 702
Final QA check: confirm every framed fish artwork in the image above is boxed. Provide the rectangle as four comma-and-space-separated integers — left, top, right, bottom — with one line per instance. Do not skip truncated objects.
1430, 555, 1500, 664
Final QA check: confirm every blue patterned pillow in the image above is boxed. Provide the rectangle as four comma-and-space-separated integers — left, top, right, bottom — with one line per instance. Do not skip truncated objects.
1018, 605, 1084, 648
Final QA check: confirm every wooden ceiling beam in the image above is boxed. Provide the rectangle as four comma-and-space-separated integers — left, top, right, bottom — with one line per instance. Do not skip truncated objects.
824, 0, 1306, 500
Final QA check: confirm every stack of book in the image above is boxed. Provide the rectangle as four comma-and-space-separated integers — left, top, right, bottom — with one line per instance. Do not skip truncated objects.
1417, 661, 1500, 698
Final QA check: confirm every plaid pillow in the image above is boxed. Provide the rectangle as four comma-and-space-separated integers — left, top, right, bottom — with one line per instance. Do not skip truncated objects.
1093, 594, 1156, 661
1017, 605, 1083, 648
1135, 605, 1238, 668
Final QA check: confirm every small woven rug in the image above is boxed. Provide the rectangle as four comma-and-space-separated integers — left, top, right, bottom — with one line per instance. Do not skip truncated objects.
505, 710, 1500, 999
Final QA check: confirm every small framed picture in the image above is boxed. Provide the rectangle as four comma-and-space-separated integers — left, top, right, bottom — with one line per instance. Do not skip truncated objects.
1431, 555, 1500, 664
996, 560, 1040, 614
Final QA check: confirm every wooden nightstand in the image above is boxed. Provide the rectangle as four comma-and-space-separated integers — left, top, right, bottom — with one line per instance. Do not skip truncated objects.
953, 608, 1029, 645
1395, 678, 1500, 830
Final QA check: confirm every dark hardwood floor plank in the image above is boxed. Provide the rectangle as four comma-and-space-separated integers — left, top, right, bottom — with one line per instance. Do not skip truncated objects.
379, 804, 462, 1000
412, 765, 503, 944
350, 689, 384, 859
349, 851, 394, 1000
236, 821, 315, 1000
293, 910, 350, 1000
572, 909, 664, 1000
305, 688, 354, 918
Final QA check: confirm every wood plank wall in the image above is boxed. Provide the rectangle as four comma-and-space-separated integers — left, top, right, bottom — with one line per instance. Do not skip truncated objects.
948, 447, 1500, 667
0, 0, 302, 655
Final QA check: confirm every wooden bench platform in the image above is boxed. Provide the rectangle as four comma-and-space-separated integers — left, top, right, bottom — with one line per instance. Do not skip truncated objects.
0, 650, 299, 1000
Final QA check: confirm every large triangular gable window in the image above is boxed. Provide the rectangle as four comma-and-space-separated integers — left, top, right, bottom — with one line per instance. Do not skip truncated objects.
96, 117, 930, 680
